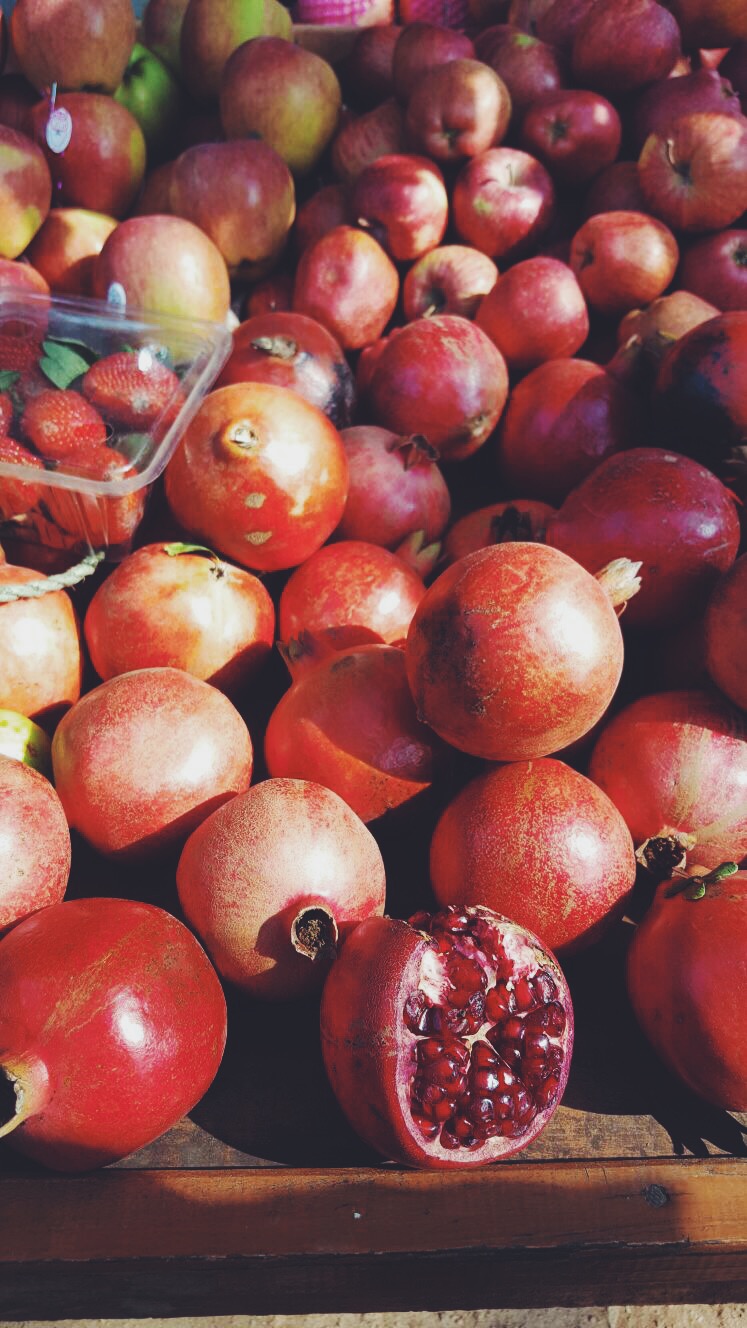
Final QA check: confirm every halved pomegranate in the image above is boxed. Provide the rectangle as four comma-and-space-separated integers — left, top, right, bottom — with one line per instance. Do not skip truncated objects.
320, 903, 573, 1169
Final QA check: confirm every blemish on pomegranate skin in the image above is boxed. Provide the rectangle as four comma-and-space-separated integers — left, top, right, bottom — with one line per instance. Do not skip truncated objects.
642, 1183, 670, 1208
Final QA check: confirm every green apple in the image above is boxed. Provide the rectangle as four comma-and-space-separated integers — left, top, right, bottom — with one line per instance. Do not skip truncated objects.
114, 42, 183, 162
0, 710, 52, 777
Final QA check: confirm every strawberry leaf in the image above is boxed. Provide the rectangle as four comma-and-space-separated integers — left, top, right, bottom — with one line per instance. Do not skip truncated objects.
39, 340, 92, 389
0, 371, 20, 391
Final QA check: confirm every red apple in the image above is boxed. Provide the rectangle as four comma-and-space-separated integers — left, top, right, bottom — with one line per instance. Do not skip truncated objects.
678, 231, 747, 310
331, 98, 405, 184
720, 43, 747, 105
0, 257, 49, 296
519, 89, 622, 185
475, 25, 565, 118
133, 160, 176, 215
572, 0, 681, 95
0, 125, 51, 258
495, 357, 644, 504
405, 59, 512, 161
220, 37, 342, 178
582, 161, 648, 217
294, 183, 349, 255
0, 74, 39, 135
142, 0, 190, 75
402, 244, 498, 320
476, 255, 589, 374
292, 225, 399, 352
630, 69, 743, 153
169, 139, 295, 279
92, 214, 231, 322
30, 93, 145, 219
350, 154, 448, 262
570, 210, 679, 317
180, 0, 292, 101
452, 145, 555, 261
534, 0, 595, 54
665, 0, 747, 48
508, 0, 556, 31
25, 208, 118, 296
339, 24, 402, 109
10, 0, 136, 94
391, 22, 475, 101
638, 111, 747, 233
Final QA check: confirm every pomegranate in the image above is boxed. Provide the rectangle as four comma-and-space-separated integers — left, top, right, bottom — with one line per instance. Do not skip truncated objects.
336, 426, 451, 550
653, 311, 747, 469
405, 542, 636, 761
430, 759, 636, 956
264, 640, 448, 822
0, 564, 82, 724
176, 777, 387, 1000
705, 553, 747, 711
443, 500, 555, 564
588, 689, 747, 869
546, 448, 741, 630
0, 754, 70, 933
51, 667, 253, 858
0, 897, 227, 1170
627, 864, 747, 1109
278, 540, 425, 649
320, 903, 574, 1168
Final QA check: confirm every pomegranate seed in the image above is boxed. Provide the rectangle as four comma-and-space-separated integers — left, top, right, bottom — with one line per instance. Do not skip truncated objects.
465, 990, 486, 1031
438, 906, 472, 933
524, 1030, 551, 1059
534, 969, 559, 1003
494, 1093, 515, 1120
453, 1114, 474, 1140
501, 1016, 525, 1042
514, 976, 539, 1012
535, 1076, 560, 1110
471, 1040, 498, 1068
420, 1081, 446, 1106
404, 990, 431, 1034
468, 1096, 496, 1126
472, 1065, 501, 1093
486, 981, 515, 1020
413, 1114, 440, 1140
433, 1097, 455, 1122
430, 1055, 462, 1086
524, 1002, 567, 1035
440, 1128, 461, 1149
409, 911, 432, 931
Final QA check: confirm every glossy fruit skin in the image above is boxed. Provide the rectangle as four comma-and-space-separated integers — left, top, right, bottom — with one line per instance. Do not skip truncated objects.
475, 25, 565, 118
569, 211, 679, 318
405, 542, 624, 761
705, 554, 747, 711
391, 22, 475, 101
0, 754, 70, 933
430, 758, 636, 956
0, 565, 82, 723
627, 871, 747, 1109
319, 905, 574, 1168
653, 313, 747, 467
452, 147, 555, 263
292, 225, 399, 352
365, 315, 509, 462
519, 89, 622, 186
176, 777, 387, 1000
629, 69, 742, 156
405, 59, 512, 162
638, 112, 747, 235
546, 448, 740, 630
278, 540, 425, 649
92, 215, 231, 324
443, 499, 555, 564
10, 0, 136, 94
588, 689, 747, 869
476, 257, 589, 376
164, 383, 349, 574
31, 93, 146, 220
496, 359, 642, 506
0, 125, 52, 260
678, 230, 747, 311
571, 0, 681, 95
350, 154, 449, 262
0, 897, 227, 1170
84, 543, 275, 693
265, 643, 446, 822
217, 311, 355, 428
336, 426, 451, 549
402, 245, 498, 322
51, 667, 253, 859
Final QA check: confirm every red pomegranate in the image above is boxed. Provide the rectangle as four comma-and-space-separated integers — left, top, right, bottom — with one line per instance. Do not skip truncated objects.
336, 426, 451, 550
627, 865, 747, 1109
176, 777, 387, 1000
705, 553, 747, 711
0, 754, 70, 933
443, 500, 555, 564
278, 539, 425, 649
405, 542, 635, 761
320, 903, 574, 1168
588, 689, 747, 869
0, 897, 227, 1170
654, 311, 747, 468
0, 564, 82, 724
264, 641, 448, 822
51, 667, 253, 858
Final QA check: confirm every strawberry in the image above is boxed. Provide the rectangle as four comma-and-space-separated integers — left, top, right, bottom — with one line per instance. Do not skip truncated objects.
44, 446, 145, 550
0, 436, 45, 519
82, 351, 182, 430
21, 389, 109, 464
398, 0, 468, 23
0, 330, 42, 374
0, 393, 13, 434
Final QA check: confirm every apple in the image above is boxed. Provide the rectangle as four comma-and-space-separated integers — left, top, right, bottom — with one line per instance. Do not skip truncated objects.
180, 0, 292, 102
30, 93, 146, 219
638, 111, 747, 233
220, 37, 342, 178
243, 271, 293, 318
391, 22, 475, 101
665, 0, 747, 48
571, 0, 681, 96
294, 183, 349, 256
630, 69, 743, 154
293, 225, 399, 351
534, 0, 595, 53
476, 255, 589, 374
142, 0, 190, 75
613, 289, 720, 388
169, 140, 295, 280
452, 145, 555, 261
582, 161, 648, 217
133, 160, 176, 215
402, 244, 498, 321
678, 231, 747, 310
338, 24, 402, 110
475, 25, 565, 119
92, 214, 231, 322
0, 75, 38, 136
570, 211, 679, 318
0, 257, 49, 296
0, 710, 52, 776
10, 0, 136, 95
519, 89, 622, 185
720, 43, 747, 105
114, 42, 183, 162
331, 98, 405, 184
25, 207, 117, 296
0, 125, 51, 260
350, 154, 449, 262
405, 59, 512, 161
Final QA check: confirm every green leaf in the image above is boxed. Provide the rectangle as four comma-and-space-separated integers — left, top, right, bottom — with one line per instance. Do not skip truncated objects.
684, 880, 707, 901
704, 861, 738, 884
163, 542, 219, 560
0, 371, 20, 392
39, 340, 91, 389
48, 334, 96, 355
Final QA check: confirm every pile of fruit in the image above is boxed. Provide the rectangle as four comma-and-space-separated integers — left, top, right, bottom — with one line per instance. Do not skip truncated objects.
0, 0, 747, 1175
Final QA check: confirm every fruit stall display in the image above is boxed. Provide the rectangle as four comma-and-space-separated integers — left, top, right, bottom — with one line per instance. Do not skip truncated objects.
1, 0, 747, 1314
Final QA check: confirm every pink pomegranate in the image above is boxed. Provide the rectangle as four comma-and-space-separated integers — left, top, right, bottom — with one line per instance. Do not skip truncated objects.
0, 754, 70, 933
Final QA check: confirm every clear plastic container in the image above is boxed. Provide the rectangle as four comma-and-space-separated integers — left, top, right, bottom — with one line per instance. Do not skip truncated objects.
0, 290, 232, 560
